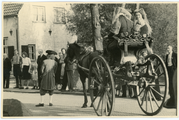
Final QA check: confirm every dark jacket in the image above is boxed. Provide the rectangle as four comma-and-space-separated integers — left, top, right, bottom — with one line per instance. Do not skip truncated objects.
165, 52, 177, 70
110, 15, 133, 38
4, 58, 12, 73
64, 56, 74, 70
37, 54, 47, 71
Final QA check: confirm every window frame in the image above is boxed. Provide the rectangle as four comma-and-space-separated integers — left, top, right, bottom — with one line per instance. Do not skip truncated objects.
28, 44, 36, 61
53, 7, 66, 24
3, 37, 8, 54
21, 44, 36, 61
32, 5, 46, 23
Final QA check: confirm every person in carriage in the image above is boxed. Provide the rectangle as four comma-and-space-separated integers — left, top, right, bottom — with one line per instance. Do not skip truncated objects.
106, 6, 153, 97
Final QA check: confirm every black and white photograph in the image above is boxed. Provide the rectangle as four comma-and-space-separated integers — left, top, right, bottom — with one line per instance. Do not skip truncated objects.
2, 1, 178, 117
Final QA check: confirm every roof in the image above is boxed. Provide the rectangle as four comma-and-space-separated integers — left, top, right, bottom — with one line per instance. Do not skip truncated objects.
3, 3, 23, 16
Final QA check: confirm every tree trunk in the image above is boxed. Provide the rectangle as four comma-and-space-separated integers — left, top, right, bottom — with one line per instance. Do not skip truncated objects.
90, 4, 103, 51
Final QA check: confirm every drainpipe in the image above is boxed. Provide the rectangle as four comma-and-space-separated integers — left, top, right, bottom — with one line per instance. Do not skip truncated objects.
15, 14, 20, 55
16, 15, 19, 51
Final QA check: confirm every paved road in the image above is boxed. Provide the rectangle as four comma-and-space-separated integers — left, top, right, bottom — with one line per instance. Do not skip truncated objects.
3, 91, 177, 117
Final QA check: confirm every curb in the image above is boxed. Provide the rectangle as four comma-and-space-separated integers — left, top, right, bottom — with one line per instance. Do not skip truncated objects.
3, 89, 89, 96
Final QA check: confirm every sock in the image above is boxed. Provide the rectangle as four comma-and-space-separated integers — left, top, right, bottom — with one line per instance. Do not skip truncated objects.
40, 95, 44, 104
49, 95, 53, 103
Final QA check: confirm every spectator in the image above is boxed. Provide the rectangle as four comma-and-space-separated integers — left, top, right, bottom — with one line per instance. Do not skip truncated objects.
60, 48, 67, 91
172, 69, 177, 108
36, 50, 58, 107
56, 52, 63, 89
37, 49, 47, 89
21, 52, 31, 89
65, 57, 76, 92
11, 49, 22, 88
60, 48, 66, 80
3, 53, 12, 89
72, 59, 79, 90
54, 54, 60, 90
163, 45, 177, 108
30, 62, 38, 89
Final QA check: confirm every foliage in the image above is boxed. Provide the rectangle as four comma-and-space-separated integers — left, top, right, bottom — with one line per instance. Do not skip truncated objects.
66, 3, 177, 58
140, 4, 177, 57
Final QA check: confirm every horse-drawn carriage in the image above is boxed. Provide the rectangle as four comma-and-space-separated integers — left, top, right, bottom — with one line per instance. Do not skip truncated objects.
66, 7, 169, 116
67, 35, 168, 116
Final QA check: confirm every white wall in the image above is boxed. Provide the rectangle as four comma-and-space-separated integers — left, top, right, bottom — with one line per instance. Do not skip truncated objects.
3, 17, 18, 49
18, 3, 77, 59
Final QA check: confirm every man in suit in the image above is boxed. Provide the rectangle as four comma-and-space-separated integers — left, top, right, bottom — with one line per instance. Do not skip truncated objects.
11, 49, 22, 88
3, 53, 12, 88
164, 45, 177, 108
37, 49, 47, 89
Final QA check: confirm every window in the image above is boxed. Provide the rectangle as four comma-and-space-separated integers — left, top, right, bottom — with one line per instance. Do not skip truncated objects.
3, 37, 8, 46
21, 44, 36, 61
3, 37, 8, 54
33, 6, 46, 22
54, 7, 66, 24
28, 44, 36, 60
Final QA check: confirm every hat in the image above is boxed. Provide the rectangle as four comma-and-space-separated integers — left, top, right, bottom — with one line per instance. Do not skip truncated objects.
112, 7, 132, 24
46, 50, 57, 55
134, 8, 147, 19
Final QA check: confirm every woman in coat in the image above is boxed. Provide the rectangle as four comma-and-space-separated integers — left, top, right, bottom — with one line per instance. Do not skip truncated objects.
36, 50, 58, 107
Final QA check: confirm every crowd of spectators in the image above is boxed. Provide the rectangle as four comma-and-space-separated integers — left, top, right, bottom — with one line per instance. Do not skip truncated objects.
3, 48, 78, 92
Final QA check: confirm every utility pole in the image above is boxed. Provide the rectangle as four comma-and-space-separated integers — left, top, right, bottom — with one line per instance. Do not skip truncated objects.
90, 4, 103, 52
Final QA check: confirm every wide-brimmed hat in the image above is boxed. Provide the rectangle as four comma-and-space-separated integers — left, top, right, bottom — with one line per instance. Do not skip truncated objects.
46, 50, 57, 55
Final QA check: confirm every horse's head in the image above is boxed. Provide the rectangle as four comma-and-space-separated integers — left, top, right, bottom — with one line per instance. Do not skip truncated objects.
66, 41, 85, 62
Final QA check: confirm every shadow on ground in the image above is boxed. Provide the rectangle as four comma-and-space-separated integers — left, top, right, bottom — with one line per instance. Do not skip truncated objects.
24, 103, 144, 117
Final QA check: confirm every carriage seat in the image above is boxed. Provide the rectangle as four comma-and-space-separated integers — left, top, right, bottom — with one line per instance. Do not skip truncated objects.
112, 34, 154, 56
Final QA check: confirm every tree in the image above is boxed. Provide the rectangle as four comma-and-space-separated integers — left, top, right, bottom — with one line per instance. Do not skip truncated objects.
140, 4, 177, 58
90, 4, 103, 51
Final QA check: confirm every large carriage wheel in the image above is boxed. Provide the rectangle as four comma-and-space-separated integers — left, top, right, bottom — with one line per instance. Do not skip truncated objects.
136, 54, 168, 116
89, 56, 115, 116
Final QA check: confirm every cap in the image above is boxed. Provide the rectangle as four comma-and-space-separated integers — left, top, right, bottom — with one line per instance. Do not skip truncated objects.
46, 50, 57, 55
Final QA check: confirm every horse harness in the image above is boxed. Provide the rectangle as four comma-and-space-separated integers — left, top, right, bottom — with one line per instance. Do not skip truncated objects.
77, 50, 91, 73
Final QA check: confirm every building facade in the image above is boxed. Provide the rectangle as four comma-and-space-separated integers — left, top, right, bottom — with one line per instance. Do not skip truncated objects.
3, 2, 76, 60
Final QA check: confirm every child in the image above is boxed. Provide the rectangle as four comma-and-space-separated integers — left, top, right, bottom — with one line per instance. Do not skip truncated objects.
30, 62, 38, 89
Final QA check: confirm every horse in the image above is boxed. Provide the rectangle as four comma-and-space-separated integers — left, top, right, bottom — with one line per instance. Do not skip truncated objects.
66, 41, 99, 108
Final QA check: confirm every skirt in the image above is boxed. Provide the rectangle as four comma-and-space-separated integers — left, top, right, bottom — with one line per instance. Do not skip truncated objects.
22, 66, 31, 80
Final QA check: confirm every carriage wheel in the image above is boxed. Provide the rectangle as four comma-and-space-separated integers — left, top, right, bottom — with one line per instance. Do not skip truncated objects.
136, 54, 168, 116
89, 56, 115, 116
